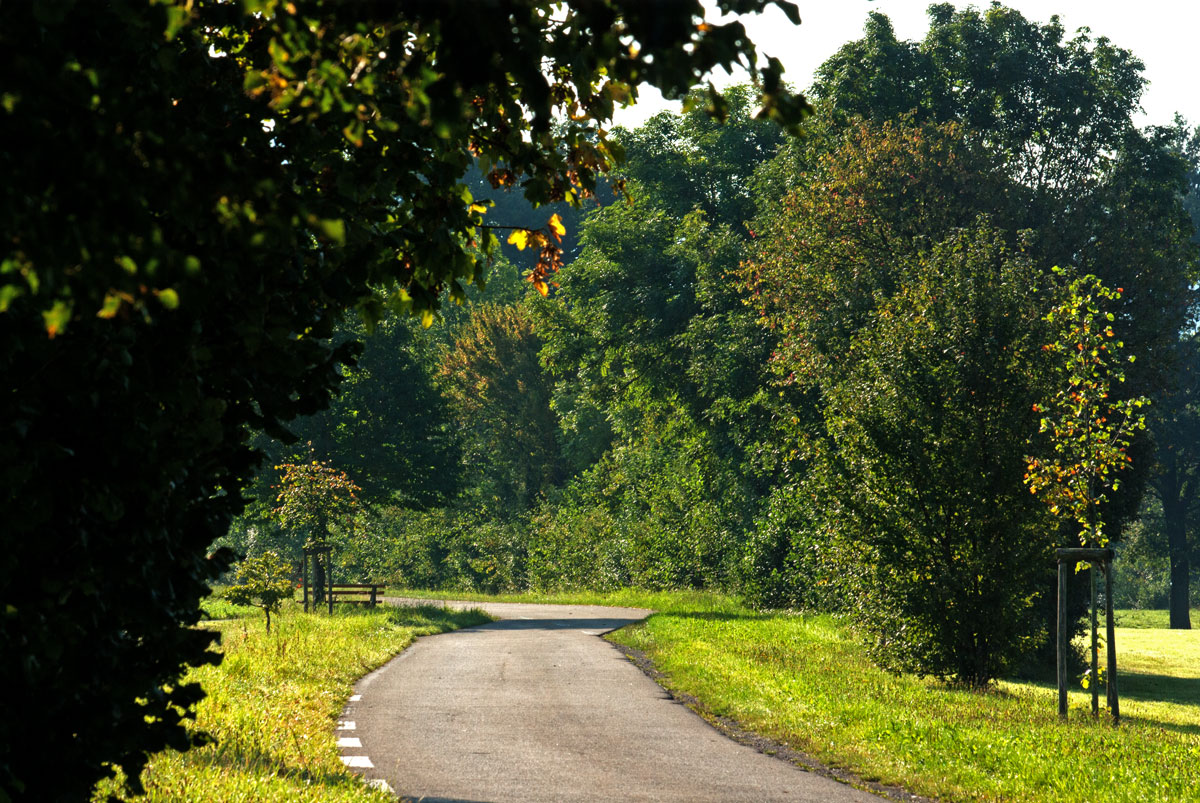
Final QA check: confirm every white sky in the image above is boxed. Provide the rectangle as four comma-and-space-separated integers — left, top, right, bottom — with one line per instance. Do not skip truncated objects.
614, 1, 1200, 131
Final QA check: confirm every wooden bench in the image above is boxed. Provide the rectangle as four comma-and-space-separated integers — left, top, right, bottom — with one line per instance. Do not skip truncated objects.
326, 583, 382, 607
302, 582, 382, 611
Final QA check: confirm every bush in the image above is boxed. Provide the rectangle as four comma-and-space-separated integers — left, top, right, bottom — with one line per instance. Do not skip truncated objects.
351, 506, 529, 593
736, 482, 818, 610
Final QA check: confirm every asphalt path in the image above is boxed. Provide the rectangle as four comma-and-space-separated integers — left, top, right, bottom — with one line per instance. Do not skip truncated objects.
339, 598, 882, 803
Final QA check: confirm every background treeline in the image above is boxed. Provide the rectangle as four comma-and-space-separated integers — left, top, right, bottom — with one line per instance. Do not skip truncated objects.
221, 6, 1200, 683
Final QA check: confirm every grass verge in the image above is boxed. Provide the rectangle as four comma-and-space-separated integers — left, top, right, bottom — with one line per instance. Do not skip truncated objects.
612, 607, 1200, 803
396, 589, 1200, 802
95, 601, 490, 802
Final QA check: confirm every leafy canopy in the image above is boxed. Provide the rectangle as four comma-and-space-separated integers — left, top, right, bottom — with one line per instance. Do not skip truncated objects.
1026, 272, 1150, 547
272, 457, 362, 547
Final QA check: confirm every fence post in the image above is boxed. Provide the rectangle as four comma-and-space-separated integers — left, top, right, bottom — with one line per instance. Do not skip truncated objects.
327, 552, 334, 615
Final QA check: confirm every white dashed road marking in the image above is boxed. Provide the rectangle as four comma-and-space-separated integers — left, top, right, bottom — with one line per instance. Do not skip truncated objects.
337, 737, 363, 748
341, 755, 374, 768
349, 694, 362, 701
337, 721, 356, 730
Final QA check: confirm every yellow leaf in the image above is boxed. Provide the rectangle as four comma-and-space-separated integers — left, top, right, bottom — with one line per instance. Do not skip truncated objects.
533, 280, 548, 297
97, 292, 125, 319
507, 230, 529, 250
548, 213, 566, 240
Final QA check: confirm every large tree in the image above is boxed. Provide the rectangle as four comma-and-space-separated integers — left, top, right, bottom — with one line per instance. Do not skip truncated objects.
812, 4, 1198, 400
1147, 337, 1200, 628
1143, 123, 1200, 629
289, 316, 460, 508
0, 1, 808, 797
819, 222, 1055, 685
438, 304, 563, 511
742, 121, 1057, 684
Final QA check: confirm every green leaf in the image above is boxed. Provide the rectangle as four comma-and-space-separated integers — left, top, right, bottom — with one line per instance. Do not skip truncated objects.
315, 218, 346, 246
43, 299, 73, 338
154, 288, 180, 310
0, 284, 23, 312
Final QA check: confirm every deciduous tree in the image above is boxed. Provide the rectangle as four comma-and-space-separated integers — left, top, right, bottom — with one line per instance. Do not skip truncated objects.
812, 222, 1055, 685
812, 4, 1198, 404
438, 304, 563, 511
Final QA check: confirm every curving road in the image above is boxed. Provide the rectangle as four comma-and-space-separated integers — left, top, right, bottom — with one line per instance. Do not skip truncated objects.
338, 599, 882, 803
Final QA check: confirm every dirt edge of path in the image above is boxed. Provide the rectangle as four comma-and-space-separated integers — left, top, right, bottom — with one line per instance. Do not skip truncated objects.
609, 639, 940, 803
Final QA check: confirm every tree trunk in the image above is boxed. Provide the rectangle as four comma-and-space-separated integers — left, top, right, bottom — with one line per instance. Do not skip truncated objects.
1168, 550, 1191, 629
1163, 496, 1192, 629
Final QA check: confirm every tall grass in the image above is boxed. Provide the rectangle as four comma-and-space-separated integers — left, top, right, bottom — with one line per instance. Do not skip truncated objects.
95, 602, 489, 802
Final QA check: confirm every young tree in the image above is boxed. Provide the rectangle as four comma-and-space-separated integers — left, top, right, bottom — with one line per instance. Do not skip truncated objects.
272, 458, 361, 603
226, 552, 295, 634
2, 4, 811, 794
1025, 273, 1150, 550
1025, 272, 1149, 712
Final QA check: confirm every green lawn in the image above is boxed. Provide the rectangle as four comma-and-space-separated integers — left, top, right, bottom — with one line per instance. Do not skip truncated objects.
393, 589, 1200, 802
96, 600, 490, 802
1114, 607, 1200, 630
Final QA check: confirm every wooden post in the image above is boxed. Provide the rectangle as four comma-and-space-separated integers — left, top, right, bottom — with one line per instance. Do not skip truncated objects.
327, 551, 334, 615
1105, 561, 1120, 724
302, 551, 309, 613
1090, 564, 1099, 717
1057, 556, 1068, 720
1055, 547, 1116, 724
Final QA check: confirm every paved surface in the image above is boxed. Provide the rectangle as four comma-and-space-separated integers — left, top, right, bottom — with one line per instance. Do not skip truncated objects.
339, 598, 881, 802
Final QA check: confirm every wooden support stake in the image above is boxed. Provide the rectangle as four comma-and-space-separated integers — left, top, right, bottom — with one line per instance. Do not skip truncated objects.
302, 553, 309, 613
1057, 557, 1068, 720
1105, 562, 1120, 724
1090, 564, 1099, 717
